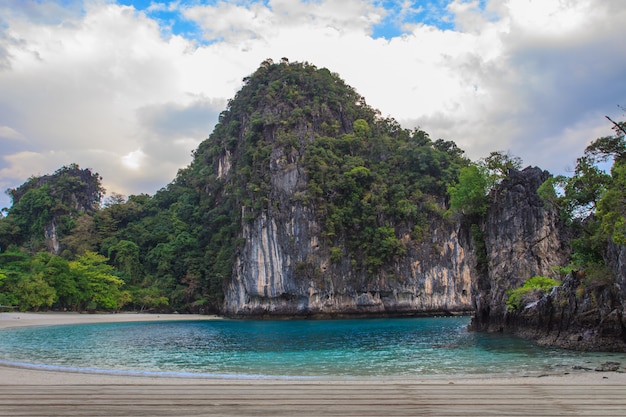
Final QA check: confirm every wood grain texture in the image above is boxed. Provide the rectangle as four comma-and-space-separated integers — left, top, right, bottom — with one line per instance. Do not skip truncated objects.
1, 381, 625, 416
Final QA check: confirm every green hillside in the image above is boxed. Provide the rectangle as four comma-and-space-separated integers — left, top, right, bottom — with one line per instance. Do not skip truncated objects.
0, 60, 624, 326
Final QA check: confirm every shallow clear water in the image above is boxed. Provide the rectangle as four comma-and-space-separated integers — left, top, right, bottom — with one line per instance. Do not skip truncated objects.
1, 316, 625, 378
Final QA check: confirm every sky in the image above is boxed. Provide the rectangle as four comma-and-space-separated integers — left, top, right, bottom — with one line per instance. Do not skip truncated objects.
0, 0, 625, 210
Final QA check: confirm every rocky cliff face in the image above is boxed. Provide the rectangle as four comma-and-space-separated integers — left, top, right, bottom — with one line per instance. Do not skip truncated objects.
223, 142, 474, 317
509, 240, 626, 351
470, 167, 626, 351
224, 214, 474, 317
197, 61, 474, 317
608, 242, 626, 301
471, 167, 571, 330
506, 271, 626, 351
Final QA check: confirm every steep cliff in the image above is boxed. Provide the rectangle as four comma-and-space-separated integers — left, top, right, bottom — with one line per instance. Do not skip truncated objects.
179, 60, 474, 317
470, 167, 571, 329
224, 201, 475, 316
469, 166, 626, 351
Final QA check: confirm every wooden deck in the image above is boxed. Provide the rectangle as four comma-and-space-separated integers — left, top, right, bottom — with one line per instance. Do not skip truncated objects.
1, 380, 625, 416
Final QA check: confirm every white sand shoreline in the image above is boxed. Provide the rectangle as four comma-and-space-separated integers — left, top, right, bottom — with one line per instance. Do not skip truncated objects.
0, 311, 220, 330
1, 362, 624, 385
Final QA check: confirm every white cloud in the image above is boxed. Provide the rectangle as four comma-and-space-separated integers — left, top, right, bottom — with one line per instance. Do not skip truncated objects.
0, 151, 51, 181
0, 126, 25, 141
391, 0, 626, 168
121, 149, 146, 170
0, 150, 72, 207
0, 0, 625, 210
182, 0, 384, 42
0, 2, 207, 206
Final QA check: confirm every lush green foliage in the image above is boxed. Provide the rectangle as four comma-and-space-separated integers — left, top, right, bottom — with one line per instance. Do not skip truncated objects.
1, 164, 104, 251
447, 151, 523, 217
539, 121, 626, 280
597, 160, 626, 246
303, 121, 466, 272
506, 276, 562, 312
0, 249, 128, 311
447, 165, 489, 216
1, 59, 622, 314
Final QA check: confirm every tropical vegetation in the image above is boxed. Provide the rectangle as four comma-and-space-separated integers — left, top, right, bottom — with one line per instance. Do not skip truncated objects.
0, 60, 624, 314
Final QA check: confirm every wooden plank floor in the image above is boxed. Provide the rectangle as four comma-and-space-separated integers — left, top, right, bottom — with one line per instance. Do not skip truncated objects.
1, 382, 625, 416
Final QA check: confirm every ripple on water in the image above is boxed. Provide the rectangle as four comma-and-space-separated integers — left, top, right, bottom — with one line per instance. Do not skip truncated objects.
1, 317, 625, 378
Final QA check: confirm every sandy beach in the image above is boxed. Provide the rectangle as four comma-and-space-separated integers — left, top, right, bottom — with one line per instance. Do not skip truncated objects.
0, 311, 220, 330
1, 312, 626, 416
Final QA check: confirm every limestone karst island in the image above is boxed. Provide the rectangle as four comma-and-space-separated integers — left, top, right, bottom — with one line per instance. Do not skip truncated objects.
1, 60, 625, 352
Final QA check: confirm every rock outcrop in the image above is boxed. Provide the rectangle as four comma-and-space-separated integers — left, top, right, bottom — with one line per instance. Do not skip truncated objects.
506, 271, 626, 351
470, 167, 571, 330
5, 164, 103, 255
199, 61, 475, 318
470, 166, 626, 351
223, 148, 475, 317
224, 214, 474, 317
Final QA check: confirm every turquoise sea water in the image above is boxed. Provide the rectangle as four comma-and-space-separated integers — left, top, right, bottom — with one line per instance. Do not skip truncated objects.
1, 316, 625, 378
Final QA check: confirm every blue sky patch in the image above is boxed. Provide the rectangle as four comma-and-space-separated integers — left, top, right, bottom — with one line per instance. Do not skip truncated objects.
117, 0, 201, 40
371, 0, 457, 38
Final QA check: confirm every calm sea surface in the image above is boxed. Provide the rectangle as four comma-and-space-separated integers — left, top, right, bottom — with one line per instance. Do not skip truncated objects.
1, 316, 625, 378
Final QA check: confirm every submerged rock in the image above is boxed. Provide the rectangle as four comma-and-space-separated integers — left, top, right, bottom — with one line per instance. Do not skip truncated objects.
595, 362, 621, 372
